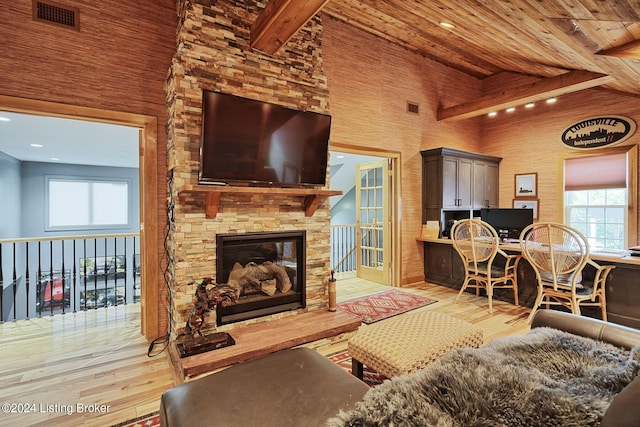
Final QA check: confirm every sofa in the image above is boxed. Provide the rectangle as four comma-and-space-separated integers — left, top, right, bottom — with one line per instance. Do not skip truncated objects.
159, 310, 640, 427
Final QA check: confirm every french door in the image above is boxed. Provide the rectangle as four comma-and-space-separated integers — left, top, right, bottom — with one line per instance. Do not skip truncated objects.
355, 159, 392, 284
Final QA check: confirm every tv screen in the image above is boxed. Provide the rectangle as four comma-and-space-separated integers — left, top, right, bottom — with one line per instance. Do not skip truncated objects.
480, 208, 534, 239
199, 91, 332, 187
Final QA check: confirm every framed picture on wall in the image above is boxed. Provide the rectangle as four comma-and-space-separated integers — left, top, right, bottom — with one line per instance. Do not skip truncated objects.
513, 199, 539, 220
515, 173, 537, 197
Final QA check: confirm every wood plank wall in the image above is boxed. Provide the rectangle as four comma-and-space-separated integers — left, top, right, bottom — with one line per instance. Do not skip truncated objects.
2, 0, 637, 332
322, 15, 483, 284
0, 0, 176, 338
481, 72, 640, 244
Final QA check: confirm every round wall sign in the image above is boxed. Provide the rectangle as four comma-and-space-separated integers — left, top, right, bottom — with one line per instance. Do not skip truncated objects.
561, 116, 636, 150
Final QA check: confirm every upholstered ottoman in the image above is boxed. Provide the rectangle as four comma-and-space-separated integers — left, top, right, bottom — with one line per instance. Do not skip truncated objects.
348, 310, 483, 379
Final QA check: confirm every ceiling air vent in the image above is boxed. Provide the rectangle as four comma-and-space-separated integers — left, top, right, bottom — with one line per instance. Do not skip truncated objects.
33, 0, 79, 30
407, 101, 420, 114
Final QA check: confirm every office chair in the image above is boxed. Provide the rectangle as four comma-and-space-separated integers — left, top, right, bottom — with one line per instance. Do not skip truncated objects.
519, 222, 614, 323
451, 219, 520, 313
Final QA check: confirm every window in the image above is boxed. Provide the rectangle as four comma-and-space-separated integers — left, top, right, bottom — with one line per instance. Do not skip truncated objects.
47, 177, 129, 229
565, 189, 626, 249
564, 151, 632, 250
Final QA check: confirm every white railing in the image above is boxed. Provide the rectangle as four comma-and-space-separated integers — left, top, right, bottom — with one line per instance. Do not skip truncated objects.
0, 233, 140, 321
330, 224, 357, 273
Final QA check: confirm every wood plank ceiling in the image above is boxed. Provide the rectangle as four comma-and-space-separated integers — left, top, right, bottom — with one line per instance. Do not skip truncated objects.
251, 0, 640, 121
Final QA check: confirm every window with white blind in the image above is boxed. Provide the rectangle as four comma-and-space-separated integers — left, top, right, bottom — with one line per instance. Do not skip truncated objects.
564, 152, 629, 250
47, 177, 130, 230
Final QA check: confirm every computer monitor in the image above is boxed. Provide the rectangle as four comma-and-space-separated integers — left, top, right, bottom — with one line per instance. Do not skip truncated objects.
480, 208, 534, 239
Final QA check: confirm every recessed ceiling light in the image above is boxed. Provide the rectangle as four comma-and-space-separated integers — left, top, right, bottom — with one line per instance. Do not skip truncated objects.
439, 22, 455, 29
506, 107, 516, 113
0, 116, 11, 122
50, 157, 60, 161
488, 111, 497, 117
525, 103, 535, 108
546, 97, 557, 104
30, 143, 44, 148
336, 155, 344, 159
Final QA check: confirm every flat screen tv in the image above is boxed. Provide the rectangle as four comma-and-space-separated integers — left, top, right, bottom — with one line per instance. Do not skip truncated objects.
199, 91, 332, 187
480, 208, 534, 239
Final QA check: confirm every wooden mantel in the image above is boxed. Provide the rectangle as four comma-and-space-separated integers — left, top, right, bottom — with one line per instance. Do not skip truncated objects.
178, 184, 342, 218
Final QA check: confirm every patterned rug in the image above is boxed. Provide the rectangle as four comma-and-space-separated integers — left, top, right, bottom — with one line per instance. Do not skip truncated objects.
328, 350, 387, 386
338, 289, 436, 324
112, 411, 160, 427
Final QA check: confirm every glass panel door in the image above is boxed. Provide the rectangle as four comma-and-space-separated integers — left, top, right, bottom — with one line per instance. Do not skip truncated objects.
356, 159, 390, 284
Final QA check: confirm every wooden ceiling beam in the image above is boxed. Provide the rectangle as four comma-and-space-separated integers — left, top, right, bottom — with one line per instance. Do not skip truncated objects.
437, 70, 615, 122
597, 39, 640, 60
250, 0, 330, 54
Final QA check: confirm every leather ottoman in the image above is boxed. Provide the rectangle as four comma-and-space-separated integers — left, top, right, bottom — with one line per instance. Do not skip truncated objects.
159, 347, 369, 427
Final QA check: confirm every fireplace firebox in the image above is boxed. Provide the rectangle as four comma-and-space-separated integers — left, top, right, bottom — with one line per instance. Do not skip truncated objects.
215, 231, 306, 325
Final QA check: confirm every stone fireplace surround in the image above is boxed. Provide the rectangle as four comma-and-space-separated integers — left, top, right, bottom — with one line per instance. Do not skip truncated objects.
166, 0, 333, 338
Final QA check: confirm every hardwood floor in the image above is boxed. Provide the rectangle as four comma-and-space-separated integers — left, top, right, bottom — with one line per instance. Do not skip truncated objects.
0, 278, 532, 426
0, 305, 174, 426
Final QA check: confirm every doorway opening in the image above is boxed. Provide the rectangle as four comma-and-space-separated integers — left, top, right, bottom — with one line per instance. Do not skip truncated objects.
329, 148, 400, 287
0, 95, 160, 340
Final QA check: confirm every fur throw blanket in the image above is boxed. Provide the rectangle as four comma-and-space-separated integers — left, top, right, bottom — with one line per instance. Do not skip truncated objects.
328, 328, 640, 427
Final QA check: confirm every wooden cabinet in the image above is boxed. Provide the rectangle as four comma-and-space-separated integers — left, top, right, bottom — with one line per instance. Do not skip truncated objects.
442, 156, 473, 209
421, 148, 501, 234
473, 160, 500, 209
421, 239, 640, 329
423, 241, 465, 287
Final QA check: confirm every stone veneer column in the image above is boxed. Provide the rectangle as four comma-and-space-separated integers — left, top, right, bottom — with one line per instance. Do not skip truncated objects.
165, 0, 332, 335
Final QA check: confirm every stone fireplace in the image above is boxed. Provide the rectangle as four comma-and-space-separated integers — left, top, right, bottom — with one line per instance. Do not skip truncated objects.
215, 231, 306, 325
165, 0, 332, 337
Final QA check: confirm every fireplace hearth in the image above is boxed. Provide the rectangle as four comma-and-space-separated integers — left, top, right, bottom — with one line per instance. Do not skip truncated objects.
216, 231, 306, 325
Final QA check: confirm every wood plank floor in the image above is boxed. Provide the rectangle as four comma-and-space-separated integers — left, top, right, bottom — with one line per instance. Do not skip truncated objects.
0, 277, 532, 426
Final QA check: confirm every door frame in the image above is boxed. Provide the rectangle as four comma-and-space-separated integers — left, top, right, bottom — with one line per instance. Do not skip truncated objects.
0, 94, 160, 340
330, 142, 401, 286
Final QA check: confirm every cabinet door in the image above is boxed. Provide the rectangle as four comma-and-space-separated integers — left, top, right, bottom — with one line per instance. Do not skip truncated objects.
442, 157, 458, 208
422, 156, 442, 210
457, 157, 473, 209
425, 243, 453, 282
485, 162, 500, 208
472, 161, 487, 209
472, 160, 499, 208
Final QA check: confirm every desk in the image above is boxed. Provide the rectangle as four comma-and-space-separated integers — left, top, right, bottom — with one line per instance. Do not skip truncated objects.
496, 240, 640, 266
418, 237, 640, 328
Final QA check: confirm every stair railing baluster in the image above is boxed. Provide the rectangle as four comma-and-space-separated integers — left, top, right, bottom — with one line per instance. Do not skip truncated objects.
37, 241, 42, 317
12, 242, 17, 321
49, 240, 54, 316
93, 238, 98, 309
104, 238, 108, 307
72, 240, 77, 313
25, 243, 30, 319
113, 237, 119, 306
61, 240, 66, 315
123, 236, 128, 304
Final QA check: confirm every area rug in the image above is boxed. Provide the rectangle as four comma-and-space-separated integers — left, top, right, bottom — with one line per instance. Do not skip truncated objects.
328, 350, 387, 386
338, 289, 436, 324
327, 327, 640, 427
111, 411, 160, 427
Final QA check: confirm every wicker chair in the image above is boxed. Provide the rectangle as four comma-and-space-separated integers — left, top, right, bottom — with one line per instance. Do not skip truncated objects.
451, 219, 520, 313
519, 222, 614, 323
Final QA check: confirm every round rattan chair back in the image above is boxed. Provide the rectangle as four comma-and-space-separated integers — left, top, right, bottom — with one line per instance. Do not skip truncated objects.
520, 223, 589, 285
451, 219, 499, 264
